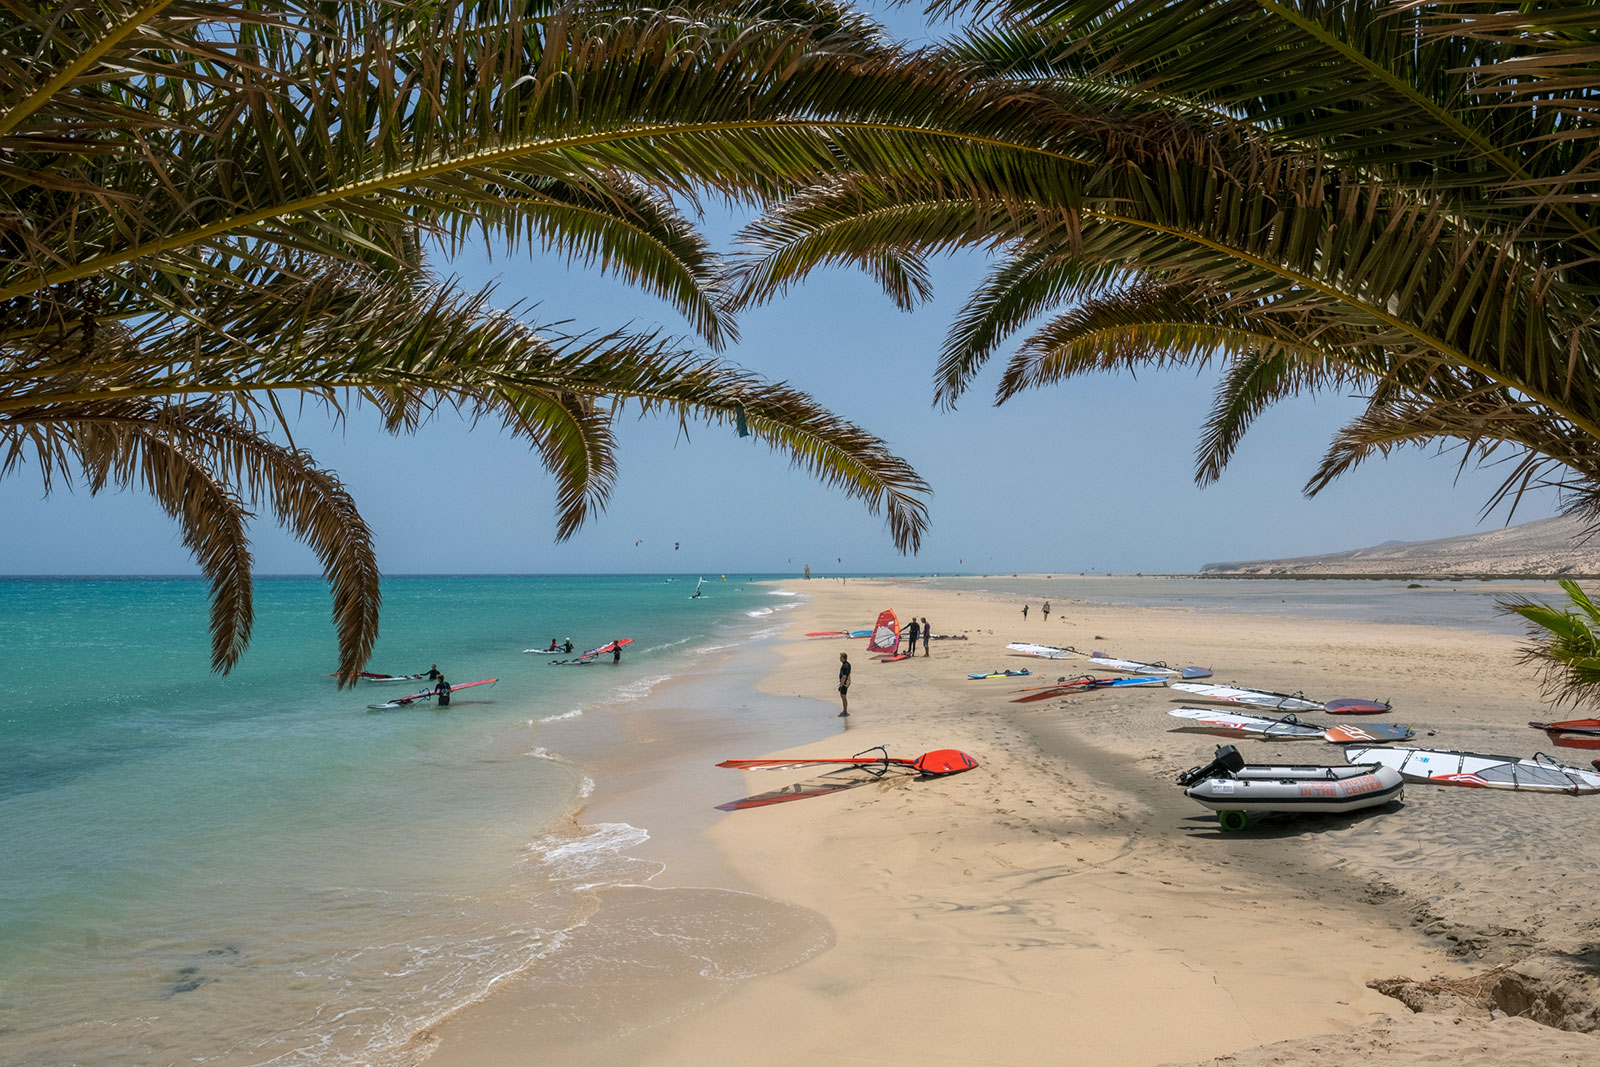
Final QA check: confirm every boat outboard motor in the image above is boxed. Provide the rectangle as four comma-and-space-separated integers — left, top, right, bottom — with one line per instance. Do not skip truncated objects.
1176, 745, 1246, 786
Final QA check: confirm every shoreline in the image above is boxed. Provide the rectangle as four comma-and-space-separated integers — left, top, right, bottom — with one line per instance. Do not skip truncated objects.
415, 604, 843, 1065
422, 577, 1600, 1066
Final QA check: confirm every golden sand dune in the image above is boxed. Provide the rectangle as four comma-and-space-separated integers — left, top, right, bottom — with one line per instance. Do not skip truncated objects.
1202, 513, 1600, 577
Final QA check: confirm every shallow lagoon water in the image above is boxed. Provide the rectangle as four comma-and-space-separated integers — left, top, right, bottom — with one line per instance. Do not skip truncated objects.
0, 574, 801, 1066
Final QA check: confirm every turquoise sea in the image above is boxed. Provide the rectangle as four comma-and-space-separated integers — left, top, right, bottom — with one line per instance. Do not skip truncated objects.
0, 574, 805, 1066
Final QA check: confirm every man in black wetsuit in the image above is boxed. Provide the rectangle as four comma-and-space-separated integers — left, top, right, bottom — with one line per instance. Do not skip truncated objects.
434, 675, 451, 707
612, 640, 622, 664
906, 616, 921, 654
563, 639, 574, 654
837, 653, 851, 717
425, 664, 443, 681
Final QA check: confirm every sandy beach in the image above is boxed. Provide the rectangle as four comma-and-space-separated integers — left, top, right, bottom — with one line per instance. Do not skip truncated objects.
424, 577, 1600, 1066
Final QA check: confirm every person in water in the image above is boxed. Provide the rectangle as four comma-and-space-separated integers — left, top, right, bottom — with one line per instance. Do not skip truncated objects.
434, 675, 451, 707
563, 638, 574, 654
425, 664, 443, 680
547, 638, 559, 651
837, 652, 851, 716
612, 640, 622, 664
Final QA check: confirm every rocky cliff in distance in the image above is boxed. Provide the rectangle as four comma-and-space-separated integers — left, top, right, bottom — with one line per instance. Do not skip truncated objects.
1201, 514, 1600, 577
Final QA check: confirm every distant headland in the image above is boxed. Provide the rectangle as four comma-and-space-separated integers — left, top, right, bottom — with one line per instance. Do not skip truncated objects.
1200, 514, 1600, 579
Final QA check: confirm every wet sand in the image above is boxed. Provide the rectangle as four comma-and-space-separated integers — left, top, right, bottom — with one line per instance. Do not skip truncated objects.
426, 577, 1600, 1065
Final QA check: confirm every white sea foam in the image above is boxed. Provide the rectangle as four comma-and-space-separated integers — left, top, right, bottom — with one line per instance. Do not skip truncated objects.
745, 607, 774, 617
537, 708, 583, 724
578, 776, 595, 799
609, 673, 672, 704
525, 822, 655, 889
768, 589, 800, 597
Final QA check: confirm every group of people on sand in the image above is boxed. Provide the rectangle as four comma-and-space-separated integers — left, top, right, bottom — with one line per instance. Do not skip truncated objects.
1020, 601, 1051, 621
903, 615, 933, 656
834, 614, 933, 718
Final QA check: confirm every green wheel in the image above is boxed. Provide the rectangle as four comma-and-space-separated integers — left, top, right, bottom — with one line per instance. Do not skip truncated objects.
1218, 810, 1249, 832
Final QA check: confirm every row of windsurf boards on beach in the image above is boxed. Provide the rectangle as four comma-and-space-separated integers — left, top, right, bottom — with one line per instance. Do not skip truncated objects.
1001, 640, 1600, 798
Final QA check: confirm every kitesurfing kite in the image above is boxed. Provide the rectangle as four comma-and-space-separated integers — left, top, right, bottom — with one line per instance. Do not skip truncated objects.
714, 747, 978, 810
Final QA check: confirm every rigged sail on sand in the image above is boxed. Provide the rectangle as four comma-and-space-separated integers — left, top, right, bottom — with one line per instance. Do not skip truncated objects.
866, 609, 900, 655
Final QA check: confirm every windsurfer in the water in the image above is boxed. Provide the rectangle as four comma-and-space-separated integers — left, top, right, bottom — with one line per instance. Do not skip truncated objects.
612, 640, 622, 664
837, 653, 851, 717
425, 664, 444, 681
434, 674, 451, 707
547, 638, 559, 651
563, 638, 574, 654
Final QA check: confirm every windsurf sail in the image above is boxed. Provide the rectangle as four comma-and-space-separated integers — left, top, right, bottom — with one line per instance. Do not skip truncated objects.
1087, 651, 1181, 677
1169, 707, 1412, 743
368, 678, 498, 710
717, 747, 977, 775
866, 610, 900, 656
715, 746, 977, 808
1346, 746, 1600, 793
1005, 642, 1078, 659
691, 577, 705, 599
969, 669, 1032, 679
577, 638, 634, 659
1530, 719, 1600, 749
1171, 682, 1323, 712
1010, 675, 1167, 702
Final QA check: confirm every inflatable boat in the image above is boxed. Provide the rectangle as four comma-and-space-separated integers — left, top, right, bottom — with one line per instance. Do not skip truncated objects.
1176, 745, 1404, 830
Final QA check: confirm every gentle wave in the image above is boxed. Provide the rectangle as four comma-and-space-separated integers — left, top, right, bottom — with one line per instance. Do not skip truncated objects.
524, 821, 656, 890
536, 708, 583, 724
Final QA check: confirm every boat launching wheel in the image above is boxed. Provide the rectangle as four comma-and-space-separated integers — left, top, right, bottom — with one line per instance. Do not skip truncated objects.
1218, 810, 1249, 832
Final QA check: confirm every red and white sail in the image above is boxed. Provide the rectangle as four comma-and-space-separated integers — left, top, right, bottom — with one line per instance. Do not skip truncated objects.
866, 609, 900, 655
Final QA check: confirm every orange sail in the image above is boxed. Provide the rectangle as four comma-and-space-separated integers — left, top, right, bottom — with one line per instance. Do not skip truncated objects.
866, 609, 900, 655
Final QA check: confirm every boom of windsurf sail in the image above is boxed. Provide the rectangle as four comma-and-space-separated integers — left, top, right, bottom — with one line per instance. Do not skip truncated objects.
866, 610, 900, 655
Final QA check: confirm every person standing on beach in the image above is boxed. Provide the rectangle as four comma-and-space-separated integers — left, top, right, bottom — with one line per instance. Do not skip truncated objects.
837, 653, 851, 716
906, 616, 921, 653
921, 618, 931, 657
1043, 601, 1051, 622
1021, 604, 1029, 620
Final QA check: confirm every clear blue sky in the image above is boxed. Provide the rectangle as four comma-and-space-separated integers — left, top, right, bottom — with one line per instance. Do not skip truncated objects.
0, 8, 1562, 577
